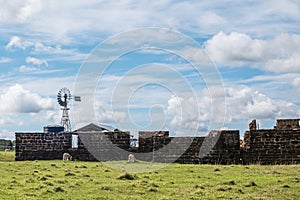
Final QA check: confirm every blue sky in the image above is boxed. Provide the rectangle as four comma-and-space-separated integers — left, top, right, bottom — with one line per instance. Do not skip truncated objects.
1, 0, 300, 139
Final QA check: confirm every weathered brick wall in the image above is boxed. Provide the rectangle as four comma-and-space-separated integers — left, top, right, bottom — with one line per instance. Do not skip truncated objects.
198, 130, 241, 164
71, 131, 131, 161
242, 129, 300, 164
16, 127, 300, 164
15, 131, 131, 161
274, 119, 300, 130
15, 132, 71, 161
137, 130, 240, 164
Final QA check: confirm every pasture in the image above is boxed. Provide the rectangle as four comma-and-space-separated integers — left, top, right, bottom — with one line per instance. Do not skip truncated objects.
0, 151, 299, 199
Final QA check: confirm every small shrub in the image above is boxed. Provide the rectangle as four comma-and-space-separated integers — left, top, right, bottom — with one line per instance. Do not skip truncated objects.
75, 165, 87, 169
194, 184, 205, 189
149, 188, 158, 192
11, 179, 18, 184
44, 182, 54, 186
214, 168, 220, 172
283, 185, 290, 188
217, 187, 231, 191
65, 172, 76, 176
39, 176, 48, 181
224, 180, 235, 185
54, 187, 64, 192
118, 173, 137, 180
217, 187, 226, 192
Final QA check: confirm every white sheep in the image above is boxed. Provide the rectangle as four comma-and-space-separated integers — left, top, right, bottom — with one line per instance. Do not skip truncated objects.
62, 153, 72, 161
128, 154, 136, 163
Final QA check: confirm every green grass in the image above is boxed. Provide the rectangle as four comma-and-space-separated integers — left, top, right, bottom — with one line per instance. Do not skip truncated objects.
0, 152, 299, 199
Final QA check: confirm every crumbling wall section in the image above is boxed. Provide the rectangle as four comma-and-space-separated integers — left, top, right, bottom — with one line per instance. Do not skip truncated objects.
242, 129, 300, 164
137, 130, 240, 164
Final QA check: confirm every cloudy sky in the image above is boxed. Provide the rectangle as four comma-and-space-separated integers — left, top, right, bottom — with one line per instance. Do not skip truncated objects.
1, 0, 300, 139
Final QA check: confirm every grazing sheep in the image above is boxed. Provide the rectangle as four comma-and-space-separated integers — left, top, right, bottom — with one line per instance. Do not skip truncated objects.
4, 149, 11, 152
63, 153, 72, 161
128, 154, 136, 163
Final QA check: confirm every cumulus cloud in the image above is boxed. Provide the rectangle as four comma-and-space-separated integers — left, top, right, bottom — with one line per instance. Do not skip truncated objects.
26, 56, 48, 66
225, 86, 300, 122
5, 36, 32, 50
0, 0, 42, 23
204, 32, 300, 73
166, 95, 209, 134
0, 84, 54, 113
164, 85, 300, 134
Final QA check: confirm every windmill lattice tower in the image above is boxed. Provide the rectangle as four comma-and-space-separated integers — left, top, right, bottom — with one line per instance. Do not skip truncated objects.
57, 88, 81, 132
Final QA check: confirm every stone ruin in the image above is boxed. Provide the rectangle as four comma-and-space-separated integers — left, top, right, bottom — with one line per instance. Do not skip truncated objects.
242, 119, 300, 164
15, 119, 300, 164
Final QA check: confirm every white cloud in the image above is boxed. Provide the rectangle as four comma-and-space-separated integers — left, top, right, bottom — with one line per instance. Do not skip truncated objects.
0, 130, 14, 140
225, 86, 300, 122
0, 84, 54, 113
5, 36, 32, 50
166, 95, 209, 134
164, 85, 300, 134
0, 0, 41, 23
95, 101, 126, 124
0, 57, 12, 63
26, 56, 48, 66
292, 77, 300, 92
204, 32, 300, 73
1, 1, 299, 42
18, 65, 39, 73
0, 117, 14, 125
5, 36, 86, 61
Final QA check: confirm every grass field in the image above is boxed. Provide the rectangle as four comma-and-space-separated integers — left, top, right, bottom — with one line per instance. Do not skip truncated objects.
0, 152, 299, 199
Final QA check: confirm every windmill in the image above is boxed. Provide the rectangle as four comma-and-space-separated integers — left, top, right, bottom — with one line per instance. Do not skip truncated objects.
57, 87, 81, 132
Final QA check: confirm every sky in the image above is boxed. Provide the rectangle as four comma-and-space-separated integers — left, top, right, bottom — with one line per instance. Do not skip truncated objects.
1, 0, 300, 140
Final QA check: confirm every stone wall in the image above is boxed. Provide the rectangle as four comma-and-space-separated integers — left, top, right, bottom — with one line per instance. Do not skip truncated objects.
242, 129, 300, 164
15, 124, 300, 164
15, 132, 71, 161
137, 130, 240, 164
71, 131, 131, 161
274, 119, 300, 130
